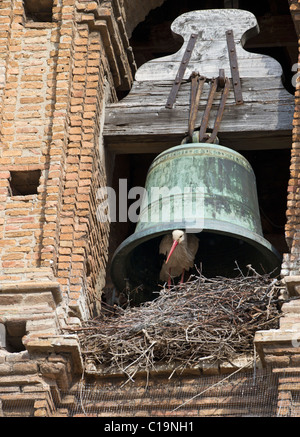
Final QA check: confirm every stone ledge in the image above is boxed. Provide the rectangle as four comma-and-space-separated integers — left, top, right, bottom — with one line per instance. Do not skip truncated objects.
84, 354, 256, 380
283, 276, 300, 297
254, 328, 300, 367
0, 281, 62, 306
23, 22, 56, 29
255, 328, 300, 345
23, 334, 83, 375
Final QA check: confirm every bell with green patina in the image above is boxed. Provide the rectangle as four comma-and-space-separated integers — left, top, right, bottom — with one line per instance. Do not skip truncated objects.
110, 143, 281, 298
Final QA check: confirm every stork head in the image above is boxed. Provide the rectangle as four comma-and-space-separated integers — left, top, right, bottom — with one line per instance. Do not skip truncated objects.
166, 230, 185, 263
172, 229, 185, 243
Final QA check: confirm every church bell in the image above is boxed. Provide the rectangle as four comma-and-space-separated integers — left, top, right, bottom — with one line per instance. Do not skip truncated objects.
110, 143, 281, 294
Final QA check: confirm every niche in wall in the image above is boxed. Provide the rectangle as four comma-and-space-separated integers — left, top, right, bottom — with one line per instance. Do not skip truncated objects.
9, 170, 41, 196
23, 0, 54, 23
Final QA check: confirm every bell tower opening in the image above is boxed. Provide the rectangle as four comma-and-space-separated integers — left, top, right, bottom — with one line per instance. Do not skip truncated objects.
102, 0, 296, 309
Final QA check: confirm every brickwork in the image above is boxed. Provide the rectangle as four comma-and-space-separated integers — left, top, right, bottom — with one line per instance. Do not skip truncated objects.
0, 0, 135, 416
0, 336, 82, 417
283, 0, 300, 275
69, 367, 278, 417
0, 6, 55, 274
254, 334, 300, 416
56, 23, 113, 318
0, 0, 136, 320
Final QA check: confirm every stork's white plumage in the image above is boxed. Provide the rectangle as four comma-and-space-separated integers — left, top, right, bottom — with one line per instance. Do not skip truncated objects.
159, 230, 199, 286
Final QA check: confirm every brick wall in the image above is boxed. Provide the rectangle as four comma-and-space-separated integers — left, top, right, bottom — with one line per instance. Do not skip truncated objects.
0, 356, 280, 417
0, 4, 56, 274
0, 335, 83, 417
56, 24, 113, 318
282, 0, 300, 275
0, 0, 136, 320
0, 0, 180, 332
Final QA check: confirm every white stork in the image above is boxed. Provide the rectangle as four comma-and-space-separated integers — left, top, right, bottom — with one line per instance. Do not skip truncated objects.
159, 229, 199, 287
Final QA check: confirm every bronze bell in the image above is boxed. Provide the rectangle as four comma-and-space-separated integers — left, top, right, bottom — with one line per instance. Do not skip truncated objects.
110, 143, 281, 297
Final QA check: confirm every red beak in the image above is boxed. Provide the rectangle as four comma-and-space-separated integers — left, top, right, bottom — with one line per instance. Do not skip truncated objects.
166, 240, 178, 264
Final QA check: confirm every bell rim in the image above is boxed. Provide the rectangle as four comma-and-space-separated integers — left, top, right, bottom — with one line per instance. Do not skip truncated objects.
110, 219, 282, 292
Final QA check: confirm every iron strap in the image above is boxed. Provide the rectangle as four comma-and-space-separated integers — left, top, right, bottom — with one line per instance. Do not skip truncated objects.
189, 73, 229, 144
188, 73, 206, 138
207, 77, 230, 143
226, 29, 243, 105
198, 78, 218, 141
166, 33, 199, 109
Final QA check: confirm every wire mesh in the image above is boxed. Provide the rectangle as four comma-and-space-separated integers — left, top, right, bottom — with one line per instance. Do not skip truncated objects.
2, 369, 298, 417
67, 368, 280, 417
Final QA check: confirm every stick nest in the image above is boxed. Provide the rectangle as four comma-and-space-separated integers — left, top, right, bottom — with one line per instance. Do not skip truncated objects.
74, 271, 284, 379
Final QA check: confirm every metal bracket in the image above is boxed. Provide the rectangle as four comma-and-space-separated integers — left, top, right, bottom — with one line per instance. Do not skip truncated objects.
198, 77, 218, 141
226, 29, 243, 105
193, 71, 230, 144
217, 68, 225, 90
206, 77, 230, 143
188, 73, 206, 138
165, 33, 199, 109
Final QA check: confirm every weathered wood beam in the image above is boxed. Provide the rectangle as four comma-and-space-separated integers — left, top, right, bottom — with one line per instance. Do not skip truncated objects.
104, 77, 294, 153
103, 9, 295, 154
